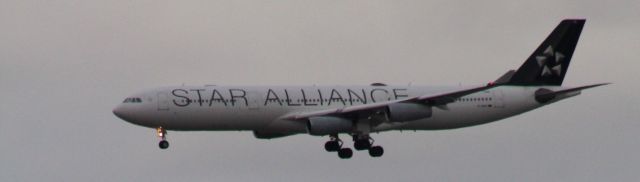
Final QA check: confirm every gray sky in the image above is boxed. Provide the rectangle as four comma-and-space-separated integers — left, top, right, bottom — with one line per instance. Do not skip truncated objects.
1, 0, 639, 181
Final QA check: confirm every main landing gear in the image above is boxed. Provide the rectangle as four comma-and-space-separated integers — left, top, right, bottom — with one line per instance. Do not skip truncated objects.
354, 135, 384, 157
324, 134, 353, 159
157, 127, 169, 149
324, 134, 383, 159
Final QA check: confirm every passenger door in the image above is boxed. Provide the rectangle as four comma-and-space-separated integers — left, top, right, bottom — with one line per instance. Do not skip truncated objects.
157, 92, 170, 111
491, 90, 505, 108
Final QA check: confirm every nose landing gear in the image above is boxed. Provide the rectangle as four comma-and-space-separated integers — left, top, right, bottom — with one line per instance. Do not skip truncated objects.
157, 127, 169, 149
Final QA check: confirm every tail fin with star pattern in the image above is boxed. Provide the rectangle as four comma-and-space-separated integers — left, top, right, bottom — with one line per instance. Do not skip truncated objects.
506, 19, 585, 86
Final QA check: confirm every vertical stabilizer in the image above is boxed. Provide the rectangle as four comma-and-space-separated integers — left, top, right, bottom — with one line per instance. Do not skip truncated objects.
507, 19, 585, 86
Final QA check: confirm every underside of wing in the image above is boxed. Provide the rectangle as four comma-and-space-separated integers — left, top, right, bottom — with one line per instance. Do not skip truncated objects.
282, 84, 497, 120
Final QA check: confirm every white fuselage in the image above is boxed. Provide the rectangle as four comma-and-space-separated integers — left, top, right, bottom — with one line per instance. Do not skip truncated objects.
113, 85, 577, 135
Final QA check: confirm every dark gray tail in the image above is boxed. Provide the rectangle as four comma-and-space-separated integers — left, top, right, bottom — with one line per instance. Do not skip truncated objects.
504, 19, 585, 86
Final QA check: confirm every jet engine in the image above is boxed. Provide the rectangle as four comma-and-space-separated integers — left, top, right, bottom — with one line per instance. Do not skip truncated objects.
387, 103, 432, 122
253, 130, 295, 139
307, 116, 353, 136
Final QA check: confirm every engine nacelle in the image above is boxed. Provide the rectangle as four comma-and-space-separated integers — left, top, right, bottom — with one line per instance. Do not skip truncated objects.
387, 103, 432, 122
307, 116, 352, 136
253, 130, 295, 139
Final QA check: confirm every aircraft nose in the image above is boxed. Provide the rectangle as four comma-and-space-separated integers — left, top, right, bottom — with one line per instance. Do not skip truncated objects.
112, 104, 129, 121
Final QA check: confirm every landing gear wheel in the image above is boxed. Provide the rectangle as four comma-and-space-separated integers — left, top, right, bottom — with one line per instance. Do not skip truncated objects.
159, 140, 169, 149
337, 148, 353, 159
368, 146, 383, 157
156, 127, 168, 149
354, 139, 372, 150
324, 141, 341, 152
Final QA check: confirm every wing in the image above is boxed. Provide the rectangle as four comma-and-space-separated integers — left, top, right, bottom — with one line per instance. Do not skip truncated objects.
282, 84, 496, 120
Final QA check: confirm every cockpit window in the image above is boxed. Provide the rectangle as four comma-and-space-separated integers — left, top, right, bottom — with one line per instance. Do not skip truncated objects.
123, 97, 143, 103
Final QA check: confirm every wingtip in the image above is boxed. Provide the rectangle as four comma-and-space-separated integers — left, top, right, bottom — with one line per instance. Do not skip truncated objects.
594, 82, 612, 87
580, 83, 611, 90
562, 18, 586, 22
560, 19, 586, 26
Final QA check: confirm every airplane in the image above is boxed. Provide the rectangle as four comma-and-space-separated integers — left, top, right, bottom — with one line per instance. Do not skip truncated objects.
113, 19, 607, 159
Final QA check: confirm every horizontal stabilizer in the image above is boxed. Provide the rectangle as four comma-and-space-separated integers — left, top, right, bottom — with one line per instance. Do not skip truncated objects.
535, 83, 609, 103
550, 83, 610, 95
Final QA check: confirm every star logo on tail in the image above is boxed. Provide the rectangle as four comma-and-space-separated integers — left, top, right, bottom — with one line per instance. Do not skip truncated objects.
535, 45, 564, 77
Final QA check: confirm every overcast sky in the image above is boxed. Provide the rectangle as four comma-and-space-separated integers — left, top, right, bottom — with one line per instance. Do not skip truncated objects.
1, 0, 639, 181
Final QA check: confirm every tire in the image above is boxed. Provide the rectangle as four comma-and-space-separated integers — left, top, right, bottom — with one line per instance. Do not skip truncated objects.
159, 140, 169, 149
354, 139, 371, 150
337, 148, 353, 159
324, 141, 340, 152
368, 146, 383, 157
